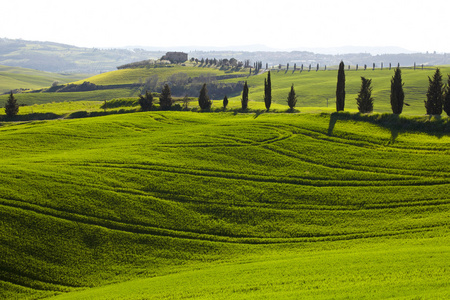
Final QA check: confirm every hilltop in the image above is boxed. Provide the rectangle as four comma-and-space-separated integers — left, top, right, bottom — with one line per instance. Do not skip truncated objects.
0, 65, 89, 94
2, 61, 450, 116
2, 38, 450, 74
0, 38, 165, 73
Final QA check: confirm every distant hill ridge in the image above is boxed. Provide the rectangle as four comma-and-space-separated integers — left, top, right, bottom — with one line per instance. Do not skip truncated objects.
1, 38, 450, 74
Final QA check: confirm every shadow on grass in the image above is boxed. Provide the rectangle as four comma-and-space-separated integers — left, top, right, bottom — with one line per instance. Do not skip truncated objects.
326, 111, 450, 139
0, 113, 61, 122
327, 113, 339, 136
67, 108, 138, 119
253, 110, 266, 119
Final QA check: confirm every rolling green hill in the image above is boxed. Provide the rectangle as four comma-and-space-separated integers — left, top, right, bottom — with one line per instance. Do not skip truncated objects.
0, 38, 165, 73
0, 65, 90, 94
2, 64, 449, 116
0, 111, 449, 299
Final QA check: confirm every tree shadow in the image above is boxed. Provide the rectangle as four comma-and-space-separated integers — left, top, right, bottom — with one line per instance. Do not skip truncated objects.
253, 110, 265, 119
0, 112, 61, 122
388, 127, 399, 144
327, 112, 339, 135
326, 112, 449, 140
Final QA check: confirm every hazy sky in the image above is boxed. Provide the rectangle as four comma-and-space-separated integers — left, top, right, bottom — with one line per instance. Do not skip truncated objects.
2, 0, 449, 53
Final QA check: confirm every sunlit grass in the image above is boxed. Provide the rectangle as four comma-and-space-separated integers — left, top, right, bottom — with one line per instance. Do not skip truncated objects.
0, 111, 449, 299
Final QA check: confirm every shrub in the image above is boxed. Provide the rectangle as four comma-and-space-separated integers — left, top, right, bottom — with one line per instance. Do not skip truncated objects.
138, 91, 154, 111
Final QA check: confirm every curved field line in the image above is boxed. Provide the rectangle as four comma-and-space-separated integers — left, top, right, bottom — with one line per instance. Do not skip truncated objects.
197, 122, 449, 178
72, 161, 436, 187
2, 198, 442, 245
260, 142, 449, 180
0, 269, 77, 292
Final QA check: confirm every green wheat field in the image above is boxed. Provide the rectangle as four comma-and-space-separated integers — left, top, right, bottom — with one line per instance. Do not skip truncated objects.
1, 63, 450, 299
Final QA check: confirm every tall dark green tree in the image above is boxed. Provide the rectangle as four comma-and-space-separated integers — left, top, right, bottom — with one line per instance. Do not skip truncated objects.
336, 61, 345, 111
5, 91, 19, 117
425, 68, 443, 115
444, 75, 450, 117
223, 95, 229, 109
264, 71, 272, 111
287, 84, 297, 111
198, 83, 212, 110
159, 84, 173, 110
356, 77, 374, 113
390, 67, 405, 114
241, 81, 249, 110
138, 90, 153, 111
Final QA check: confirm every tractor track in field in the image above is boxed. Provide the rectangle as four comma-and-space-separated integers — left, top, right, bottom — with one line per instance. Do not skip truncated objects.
73, 161, 439, 187
2, 197, 445, 247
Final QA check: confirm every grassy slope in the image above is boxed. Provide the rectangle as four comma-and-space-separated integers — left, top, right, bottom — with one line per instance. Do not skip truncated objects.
3, 64, 448, 115
0, 65, 90, 94
74, 63, 450, 116
232, 66, 450, 115
0, 111, 449, 299
0, 65, 247, 106
71, 64, 246, 85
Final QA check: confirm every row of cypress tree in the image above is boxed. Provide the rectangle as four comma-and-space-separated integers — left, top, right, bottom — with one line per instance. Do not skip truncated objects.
336, 61, 450, 116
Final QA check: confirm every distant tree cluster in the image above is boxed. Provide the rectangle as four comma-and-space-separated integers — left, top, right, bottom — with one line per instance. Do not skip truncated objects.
253, 61, 263, 74
117, 59, 167, 70
191, 57, 244, 69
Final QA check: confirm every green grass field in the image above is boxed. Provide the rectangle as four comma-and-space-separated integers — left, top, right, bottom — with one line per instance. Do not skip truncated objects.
227, 65, 450, 115
71, 64, 248, 85
2, 64, 449, 116
0, 65, 90, 94
0, 111, 449, 299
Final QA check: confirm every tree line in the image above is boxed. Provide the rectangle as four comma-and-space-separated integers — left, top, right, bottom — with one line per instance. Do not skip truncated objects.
5, 65, 450, 117
336, 61, 450, 116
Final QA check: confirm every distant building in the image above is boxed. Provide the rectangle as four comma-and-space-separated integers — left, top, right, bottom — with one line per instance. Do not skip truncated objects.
161, 52, 188, 64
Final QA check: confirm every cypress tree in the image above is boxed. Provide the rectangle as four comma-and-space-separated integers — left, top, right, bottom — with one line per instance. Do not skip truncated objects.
138, 90, 153, 111
444, 75, 450, 117
287, 84, 297, 111
356, 77, 374, 113
425, 68, 443, 115
198, 83, 212, 110
264, 71, 272, 111
5, 91, 19, 117
159, 84, 173, 110
390, 67, 405, 114
241, 81, 249, 110
223, 95, 228, 109
336, 61, 345, 111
